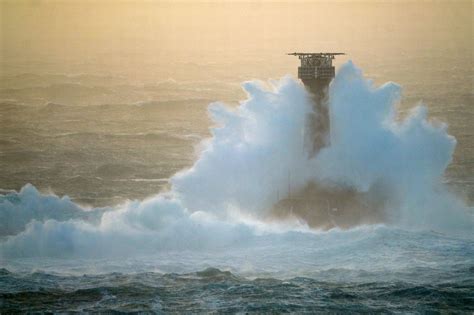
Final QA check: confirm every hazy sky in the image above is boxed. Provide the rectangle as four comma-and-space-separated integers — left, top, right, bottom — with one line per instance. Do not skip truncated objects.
1, 1, 471, 83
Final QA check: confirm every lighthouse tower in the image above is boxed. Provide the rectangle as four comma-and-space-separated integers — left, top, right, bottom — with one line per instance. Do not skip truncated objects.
288, 52, 344, 154
273, 53, 379, 230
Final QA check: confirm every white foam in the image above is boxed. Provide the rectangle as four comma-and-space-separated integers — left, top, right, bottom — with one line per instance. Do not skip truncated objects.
0, 62, 472, 259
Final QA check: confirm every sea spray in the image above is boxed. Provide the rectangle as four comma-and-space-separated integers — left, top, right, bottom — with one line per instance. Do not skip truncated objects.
314, 62, 470, 230
171, 76, 315, 215
0, 62, 472, 258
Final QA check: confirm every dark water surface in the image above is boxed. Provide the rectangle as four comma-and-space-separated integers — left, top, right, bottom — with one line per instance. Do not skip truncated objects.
1, 267, 473, 313
1, 226, 473, 313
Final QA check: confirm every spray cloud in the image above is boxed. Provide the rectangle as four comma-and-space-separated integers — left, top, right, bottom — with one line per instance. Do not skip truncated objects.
0, 61, 472, 258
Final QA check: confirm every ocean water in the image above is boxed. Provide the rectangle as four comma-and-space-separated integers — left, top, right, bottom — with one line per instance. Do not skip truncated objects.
1, 1, 473, 313
1, 267, 473, 313
1, 227, 473, 313
0, 66, 473, 311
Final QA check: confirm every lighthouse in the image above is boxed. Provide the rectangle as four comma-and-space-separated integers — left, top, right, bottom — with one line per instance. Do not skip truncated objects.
288, 52, 344, 154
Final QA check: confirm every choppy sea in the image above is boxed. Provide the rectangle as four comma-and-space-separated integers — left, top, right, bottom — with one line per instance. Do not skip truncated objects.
1, 27, 473, 312
0, 226, 472, 313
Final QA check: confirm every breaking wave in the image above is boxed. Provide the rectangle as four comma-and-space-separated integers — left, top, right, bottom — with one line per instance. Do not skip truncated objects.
0, 62, 472, 259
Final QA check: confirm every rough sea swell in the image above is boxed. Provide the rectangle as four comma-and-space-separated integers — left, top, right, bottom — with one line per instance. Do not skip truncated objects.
1, 62, 473, 312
